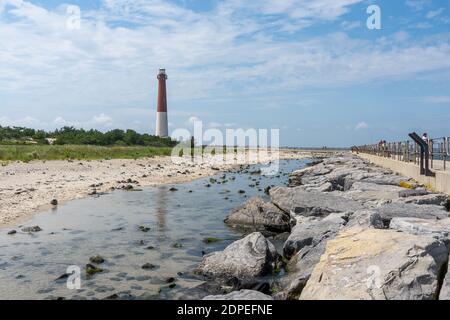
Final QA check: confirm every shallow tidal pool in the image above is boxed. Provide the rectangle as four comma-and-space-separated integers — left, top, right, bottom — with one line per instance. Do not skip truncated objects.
0, 159, 308, 300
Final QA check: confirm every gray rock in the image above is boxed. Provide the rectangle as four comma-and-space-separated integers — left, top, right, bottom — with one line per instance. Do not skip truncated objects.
203, 289, 273, 300
269, 187, 364, 217
196, 232, 279, 280
224, 197, 290, 232
390, 217, 450, 242
376, 203, 448, 224
399, 189, 429, 198
346, 210, 385, 229
283, 214, 346, 259
439, 266, 450, 300
300, 227, 449, 300
350, 181, 405, 193
395, 193, 448, 206
21, 226, 42, 233
276, 240, 328, 300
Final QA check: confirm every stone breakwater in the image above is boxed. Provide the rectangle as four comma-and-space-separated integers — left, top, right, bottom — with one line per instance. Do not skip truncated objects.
193, 153, 450, 300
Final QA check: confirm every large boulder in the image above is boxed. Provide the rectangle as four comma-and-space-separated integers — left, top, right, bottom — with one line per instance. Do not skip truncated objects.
390, 217, 450, 242
224, 197, 290, 232
269, 187, 364, 217
439, 266, 450, 300
300, 228, 448, 300
272, 214, 347, 299
395, 193, 448, 206
275, 238, 328, 300
346, 210, 385, 229
196, 232, 279, 281
203, 289, 273, 300
340, 181, 406, 203
283, 213, 346, 259
376, 203, 448, 224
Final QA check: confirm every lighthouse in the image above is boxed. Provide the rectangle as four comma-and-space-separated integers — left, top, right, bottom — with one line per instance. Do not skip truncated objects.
155, 68, 169, 137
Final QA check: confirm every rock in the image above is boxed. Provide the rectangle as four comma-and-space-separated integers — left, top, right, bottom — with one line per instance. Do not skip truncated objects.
300, 228, 448, 300
142, 263, 158, 270
346, 210, 385, 229
376, 203, 448, 224
169, 187, 178, 192
439, 265, 450, 299
350, 181, 405, 193
389, 217, 450, 242
7, 230, 17, 235
269, 187, 364, 217
203, 290, 273, 300
21, 226, 42, 233
340, 181, 406, 203
203, 237, 222, 244
138, 226, 150, 232
224, 197, 291, 232
395, 193, 448, 206
283, 214, 346, 259
399, 189, 429, 198
89, 255, 105, 264
196, 232, 279, 281
50, 199, 58, 205
86, 264, 103, 276
276, 240, 329, 300
238, 190, 246, 194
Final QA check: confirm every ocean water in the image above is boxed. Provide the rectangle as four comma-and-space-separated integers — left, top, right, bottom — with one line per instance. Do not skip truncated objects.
0, 159, 308, 300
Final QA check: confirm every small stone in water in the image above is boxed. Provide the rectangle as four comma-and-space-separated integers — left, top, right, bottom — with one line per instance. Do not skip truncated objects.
172, 242, 183, 248
7, 230, 17, 235
203, 237, 222, 244
138, 226, 150, 232
86, 264, 103, 276
21, 226, 42, 233
50, 199, 58, 205
142, 263, 158, 270
166, 277, 175, 283
89, 255, 105, 264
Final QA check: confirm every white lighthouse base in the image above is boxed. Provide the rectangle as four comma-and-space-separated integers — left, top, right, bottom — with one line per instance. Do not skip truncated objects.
156, 112, 168, 137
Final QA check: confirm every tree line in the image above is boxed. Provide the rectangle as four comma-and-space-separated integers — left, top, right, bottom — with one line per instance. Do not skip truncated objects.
0, 126, 177, 147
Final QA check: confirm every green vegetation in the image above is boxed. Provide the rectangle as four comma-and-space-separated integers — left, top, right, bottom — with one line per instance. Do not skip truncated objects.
0, 126, 177, 147
0, 125, 178, 162
0, 145, 174, 162
202, 237, 223, 244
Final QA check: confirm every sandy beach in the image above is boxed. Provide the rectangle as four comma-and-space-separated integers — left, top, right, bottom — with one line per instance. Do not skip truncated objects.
0, 149, 308, 228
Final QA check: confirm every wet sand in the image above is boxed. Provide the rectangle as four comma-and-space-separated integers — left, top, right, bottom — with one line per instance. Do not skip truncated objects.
0, 150, 307, 227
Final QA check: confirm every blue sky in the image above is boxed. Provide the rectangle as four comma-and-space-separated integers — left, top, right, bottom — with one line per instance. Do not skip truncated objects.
0, 0, 449, 147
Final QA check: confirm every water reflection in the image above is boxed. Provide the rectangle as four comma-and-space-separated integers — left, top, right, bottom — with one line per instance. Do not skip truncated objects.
155, 186, 168, 233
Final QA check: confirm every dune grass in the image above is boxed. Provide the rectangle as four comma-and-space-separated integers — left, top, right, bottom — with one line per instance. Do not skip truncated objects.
0, 144, 174, 162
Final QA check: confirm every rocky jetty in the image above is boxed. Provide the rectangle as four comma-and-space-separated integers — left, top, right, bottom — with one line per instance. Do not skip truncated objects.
198, 153, 450, 300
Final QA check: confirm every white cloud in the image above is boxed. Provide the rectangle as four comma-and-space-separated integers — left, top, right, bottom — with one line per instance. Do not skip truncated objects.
91, 113, 113, 127
405, 0, 431, 11
355, 121, 369, 131
0, 115, 41, 127
426, 8, 445, 19
54, 116, 74, 127
0, 0, 450, 135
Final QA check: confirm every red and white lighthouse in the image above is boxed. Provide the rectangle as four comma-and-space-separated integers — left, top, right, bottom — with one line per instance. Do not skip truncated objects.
155, 68, 169, 137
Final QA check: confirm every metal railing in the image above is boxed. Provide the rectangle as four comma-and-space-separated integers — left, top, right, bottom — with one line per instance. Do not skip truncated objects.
352, 135, 449, 172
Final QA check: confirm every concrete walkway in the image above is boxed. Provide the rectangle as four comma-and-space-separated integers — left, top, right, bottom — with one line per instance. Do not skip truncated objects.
356, 153, 450, 194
